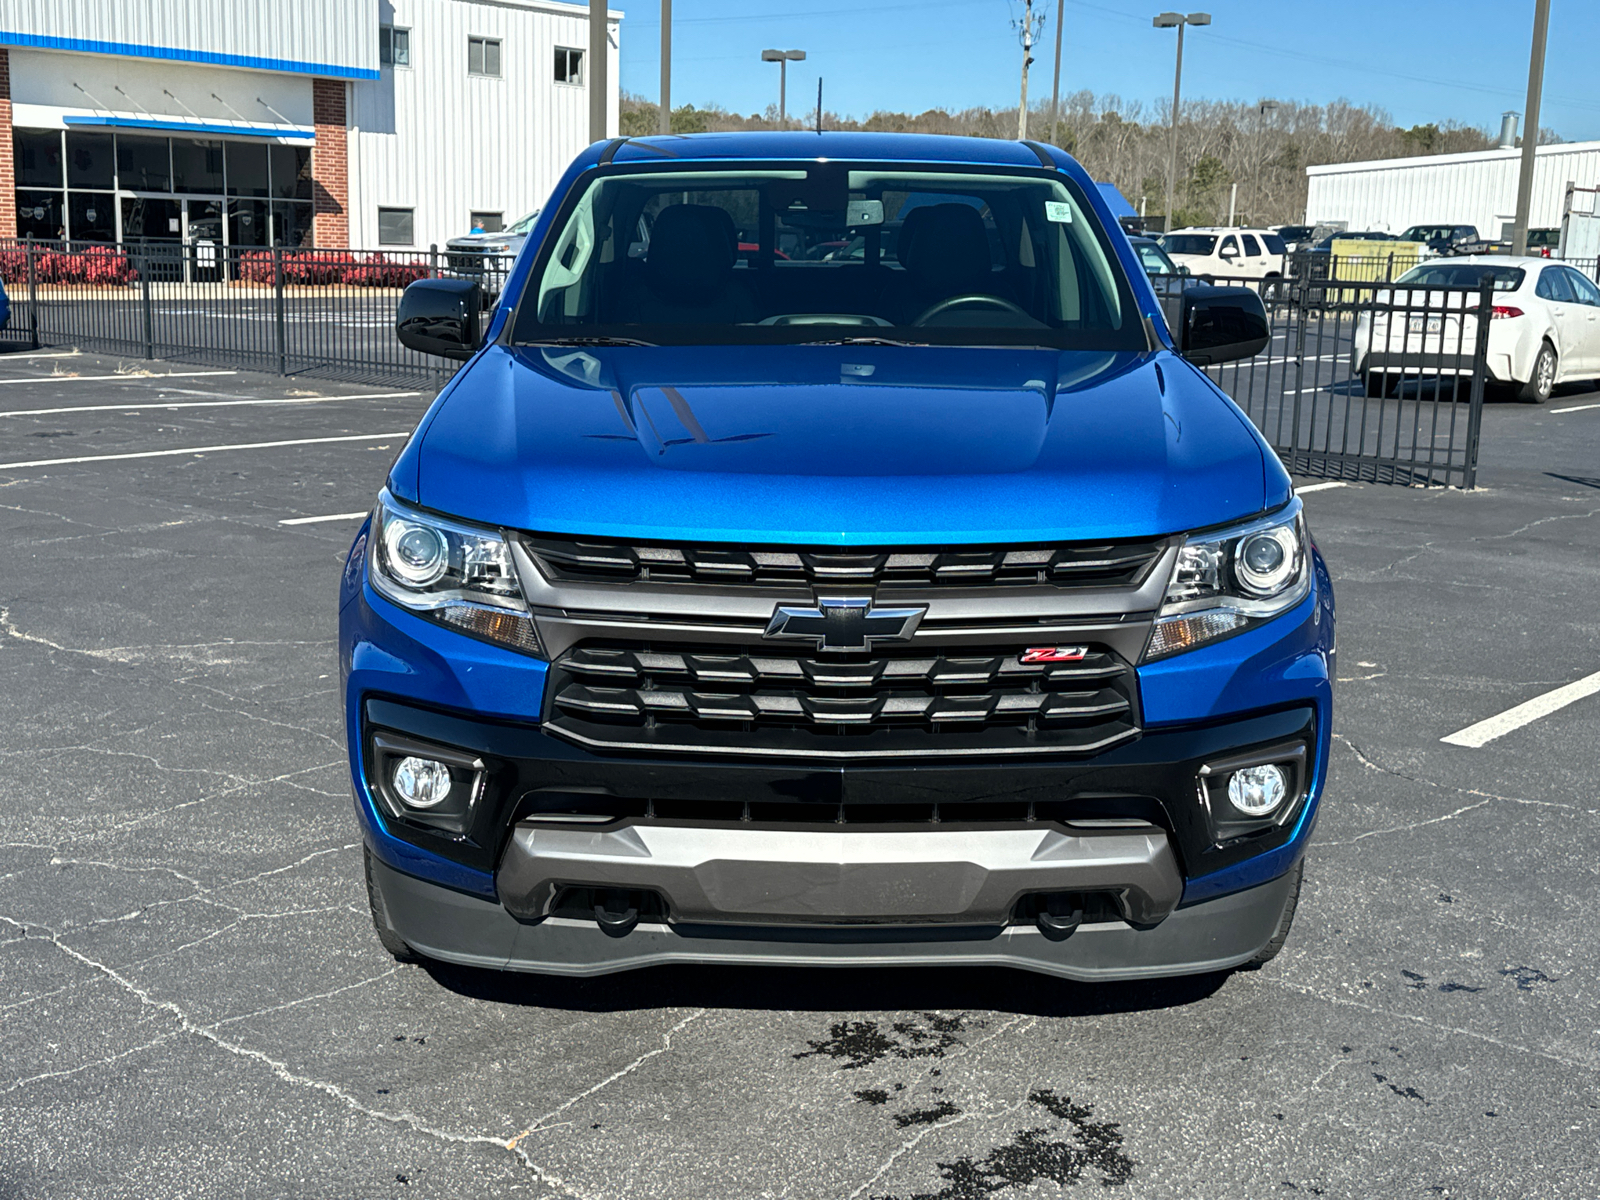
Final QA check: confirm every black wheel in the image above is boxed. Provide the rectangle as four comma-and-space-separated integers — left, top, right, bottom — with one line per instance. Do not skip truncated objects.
1240, 858, 1303, 969
1515, 341, 1557, 404
364, 845, 417, 962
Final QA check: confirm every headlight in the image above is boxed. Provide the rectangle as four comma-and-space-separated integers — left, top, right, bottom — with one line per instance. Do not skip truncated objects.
368, 492, 544, 656
1145, 498, 1310, 660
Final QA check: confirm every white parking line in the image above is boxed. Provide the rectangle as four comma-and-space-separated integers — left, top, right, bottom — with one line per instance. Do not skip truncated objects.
0, 392, 421, 418
0, 370, 236, 386
0, 350, 83, 360
1296, 481, 1349, 494
0, 431, 411, 472
1440, 669, 1600, 748
1551, 402, 1600, 413
280, 511, 371, 525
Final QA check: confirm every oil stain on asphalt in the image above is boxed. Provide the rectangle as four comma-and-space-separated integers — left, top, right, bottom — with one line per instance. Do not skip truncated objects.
794, 1013, 975, 1070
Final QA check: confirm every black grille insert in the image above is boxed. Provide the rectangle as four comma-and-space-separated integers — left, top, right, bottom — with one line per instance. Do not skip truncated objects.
524, 535, 1167, 591
545, 642, 1141, 759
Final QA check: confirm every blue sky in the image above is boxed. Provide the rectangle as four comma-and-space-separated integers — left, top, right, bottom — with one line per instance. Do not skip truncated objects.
617, 0, 1600, 141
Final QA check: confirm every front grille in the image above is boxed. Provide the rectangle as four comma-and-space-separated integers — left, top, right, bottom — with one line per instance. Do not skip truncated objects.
545, 642, 1141, 759
523, 535, 1167, 591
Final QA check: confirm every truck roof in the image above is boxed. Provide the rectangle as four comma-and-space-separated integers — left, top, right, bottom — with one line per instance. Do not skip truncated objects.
605, 130, 1060, 169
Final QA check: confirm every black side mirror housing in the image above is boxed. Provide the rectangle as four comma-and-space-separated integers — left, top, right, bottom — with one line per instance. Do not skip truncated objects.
396, 277, 483, 360
1178, 284, 1271, 365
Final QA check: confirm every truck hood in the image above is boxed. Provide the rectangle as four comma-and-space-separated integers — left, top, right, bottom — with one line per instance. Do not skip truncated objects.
402, 344, 1276, 544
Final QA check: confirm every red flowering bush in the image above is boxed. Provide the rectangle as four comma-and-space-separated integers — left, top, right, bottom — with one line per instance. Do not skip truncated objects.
35, 246, 138, 286
340, 256, 431, 287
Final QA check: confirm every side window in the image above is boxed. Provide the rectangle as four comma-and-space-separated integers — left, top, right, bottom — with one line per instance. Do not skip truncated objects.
554, 47, 584, 85
468, 36, 502, 77
1136, 245, 1165, 274
1261, 233, 1287, 255
1219, 235, 1239, 257
1563, 268, 1600, 306
1241, 234, 1262, 256
379, 26, 410, 67
1537, 268, 1575, 302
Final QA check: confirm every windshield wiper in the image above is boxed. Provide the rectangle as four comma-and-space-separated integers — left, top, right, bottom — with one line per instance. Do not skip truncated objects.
522, 336, 658, 347
798, 336, 931, 347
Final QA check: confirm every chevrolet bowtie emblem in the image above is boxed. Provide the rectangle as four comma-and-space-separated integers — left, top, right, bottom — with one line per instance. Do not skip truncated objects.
763, 597, 927, 652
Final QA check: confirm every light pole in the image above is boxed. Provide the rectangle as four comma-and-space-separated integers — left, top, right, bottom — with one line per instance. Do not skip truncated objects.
1511, 0, 1551, 257
588, 0, 609, 143
1153, 11, 1209, 233
761, 49, 806, 128
1047, 0, 1065, 147
659, 0, 671, 136
1253, 100, 1277, 225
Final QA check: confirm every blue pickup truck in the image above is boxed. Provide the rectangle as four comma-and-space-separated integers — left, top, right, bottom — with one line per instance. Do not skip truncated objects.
343, 132, 1333, 982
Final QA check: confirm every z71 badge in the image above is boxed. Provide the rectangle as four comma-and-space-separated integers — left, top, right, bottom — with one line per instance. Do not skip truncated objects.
1019, 646, 1089, 664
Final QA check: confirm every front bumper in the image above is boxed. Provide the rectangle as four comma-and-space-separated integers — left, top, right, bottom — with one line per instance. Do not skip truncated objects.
370, 849, 1298, 981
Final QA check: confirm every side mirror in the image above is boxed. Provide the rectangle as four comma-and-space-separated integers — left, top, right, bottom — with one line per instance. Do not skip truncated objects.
396, 277, 483, 360
1178, 285, 1270, 365
1179, 265, 1192, 276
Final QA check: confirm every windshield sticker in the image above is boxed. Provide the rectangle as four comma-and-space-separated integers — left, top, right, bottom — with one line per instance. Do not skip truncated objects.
1045, 201, 1073, 224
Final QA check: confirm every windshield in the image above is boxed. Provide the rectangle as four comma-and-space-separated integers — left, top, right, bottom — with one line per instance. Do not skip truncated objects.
1133, 241, 1177, 274
511, 162, 1137, 348
1395, 263, 1524, 290
507, 210, 540, 235
1161, 234, 1217, 256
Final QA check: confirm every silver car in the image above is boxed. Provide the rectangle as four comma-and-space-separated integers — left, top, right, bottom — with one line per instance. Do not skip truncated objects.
445, 210, 540, 290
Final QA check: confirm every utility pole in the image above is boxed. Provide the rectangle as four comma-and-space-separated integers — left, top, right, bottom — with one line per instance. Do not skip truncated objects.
816, 78, 823, 133
588, 0, 608, 142
1511, 0, 1551, 257
1014, 0, 1045, 141
1153, 12, 1209, 234
1047, 0, 1065, 146
1254, 100, 1277, 225
761, 49, 806, 127
658, 0, 671, 135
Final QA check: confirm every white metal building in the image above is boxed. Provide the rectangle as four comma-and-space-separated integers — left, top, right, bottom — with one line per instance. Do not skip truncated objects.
0, 0, 619, 251
1305, 141, 1600, 239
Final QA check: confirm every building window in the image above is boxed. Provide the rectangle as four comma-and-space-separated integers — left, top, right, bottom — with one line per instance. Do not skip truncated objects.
470, 211, 503, 233
380, 26, 411, 67
378, 207, 415, 246
468, 36, 502, 77
554, 47, 583, 85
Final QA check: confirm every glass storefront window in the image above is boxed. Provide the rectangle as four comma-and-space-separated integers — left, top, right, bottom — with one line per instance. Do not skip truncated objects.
172, 139, 224, 193
16, 131, 64, 188
16, 189, 64, 239
272, 200, 314, 247
225, 142, 270, 197
67, 132, 115, 189
68, 192, 117, 243
270, 144, 313, 200
117, 135, 171, 192
228, 199, 270, 247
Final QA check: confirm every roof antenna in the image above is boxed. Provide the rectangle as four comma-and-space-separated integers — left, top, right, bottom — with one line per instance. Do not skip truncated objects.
815, 77, 823, 134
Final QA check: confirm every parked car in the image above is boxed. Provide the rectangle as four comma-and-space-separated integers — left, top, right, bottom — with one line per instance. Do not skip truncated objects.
1396, 224, 1484, 256
1292, 231, 1398, 281
0, 277, 9, 331
363, 132, 1328, 985
1159, 227, 1288, 281
1354, 256, 1600, 403
1129, 235, 1202, 296
1527, 228, 1561, 257
445, 209, 540, 278
1273, 224, 1317, 253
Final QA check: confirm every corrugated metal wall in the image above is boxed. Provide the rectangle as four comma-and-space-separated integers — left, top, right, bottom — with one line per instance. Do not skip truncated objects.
0, 0, 377, 77
1305, 141, 1600, 236
346, 0, 619, 251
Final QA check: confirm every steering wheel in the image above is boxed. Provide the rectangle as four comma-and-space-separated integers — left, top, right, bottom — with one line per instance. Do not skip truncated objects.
912, 294, 1033, 326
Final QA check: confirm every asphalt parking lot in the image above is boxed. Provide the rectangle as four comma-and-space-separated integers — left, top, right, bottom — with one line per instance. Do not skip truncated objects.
2, 348, 1598, 1199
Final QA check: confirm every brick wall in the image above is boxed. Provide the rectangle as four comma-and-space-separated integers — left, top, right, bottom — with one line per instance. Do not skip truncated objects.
0, 49, 14, 241
311, 79, 348, 249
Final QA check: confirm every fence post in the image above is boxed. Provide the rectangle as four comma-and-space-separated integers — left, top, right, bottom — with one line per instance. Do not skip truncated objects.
24, 236, 38, 350
139, 245, 155, 361
1463, 278, 1493, 490
429, 243, 438, 279
1385, 253, 1394, 283
273, 247, 287, 376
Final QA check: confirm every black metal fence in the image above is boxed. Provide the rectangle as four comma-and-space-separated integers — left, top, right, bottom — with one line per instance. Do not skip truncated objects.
1169, 274, 1493, 488
2, 240, 1497, 487
0, 239, 514, 388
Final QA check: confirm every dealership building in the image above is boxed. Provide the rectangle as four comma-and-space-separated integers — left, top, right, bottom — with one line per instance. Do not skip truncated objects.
1305, 139, 1600, 240
0, 0, 619, 252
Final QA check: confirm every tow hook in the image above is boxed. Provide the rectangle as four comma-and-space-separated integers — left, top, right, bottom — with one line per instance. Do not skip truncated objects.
1036, 895, 1084, 941
593, 889, 641, 937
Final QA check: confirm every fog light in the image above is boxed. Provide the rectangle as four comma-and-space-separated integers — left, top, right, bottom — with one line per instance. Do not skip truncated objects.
1227, 764, 1287, 817
392, 756, 452, 809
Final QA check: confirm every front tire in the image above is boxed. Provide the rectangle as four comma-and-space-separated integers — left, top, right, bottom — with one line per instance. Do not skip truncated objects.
365, 845, 417, 962
1515, 341, 1557, 404
1239, 858, 1303, 969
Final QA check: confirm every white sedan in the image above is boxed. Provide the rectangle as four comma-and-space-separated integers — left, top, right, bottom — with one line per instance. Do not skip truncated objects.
1353, 256, 1600, 403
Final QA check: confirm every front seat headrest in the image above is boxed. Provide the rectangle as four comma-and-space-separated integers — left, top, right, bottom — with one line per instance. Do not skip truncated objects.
898, 203, 993, 294
646, 205, 736, 304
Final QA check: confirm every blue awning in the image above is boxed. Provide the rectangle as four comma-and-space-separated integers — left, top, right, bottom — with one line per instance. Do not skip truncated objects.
63, 115, 313, 141
1095, 183, 1138, 220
